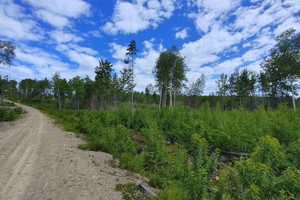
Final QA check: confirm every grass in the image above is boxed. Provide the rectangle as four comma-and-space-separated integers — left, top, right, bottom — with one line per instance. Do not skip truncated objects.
0, 106, 26, 122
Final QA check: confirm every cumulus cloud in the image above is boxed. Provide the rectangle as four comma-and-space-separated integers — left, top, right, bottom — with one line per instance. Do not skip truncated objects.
109, 43, 128, 60
7, 42, 100, 81
175, 28, 188, 39
56, 44, 98, 67
182, 0, 300, 94
3, 45, 73, 80
1, 0, 299, 96
102, 0, 175, 35
181, 27, 240, 68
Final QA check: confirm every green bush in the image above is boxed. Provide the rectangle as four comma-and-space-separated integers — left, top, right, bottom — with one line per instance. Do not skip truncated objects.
217, 135, 299, 200
0, 107, 25, 121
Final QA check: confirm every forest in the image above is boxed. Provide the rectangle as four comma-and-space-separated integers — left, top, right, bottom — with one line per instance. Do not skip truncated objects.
0, 29, 299, 199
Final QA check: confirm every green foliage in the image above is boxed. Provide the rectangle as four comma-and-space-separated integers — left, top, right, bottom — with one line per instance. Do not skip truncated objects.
285, 139, 300, 168
261, 28, 300, 108
0, 39, 16, 66
158, 183, 189, 200
0, 101, 15, 106
30, 102, 299, 200
153, 45, 188, 108
218, 135, 299, 200
0, 106, 25, 121
268, 104, 300, 145
251, 135, 287, 172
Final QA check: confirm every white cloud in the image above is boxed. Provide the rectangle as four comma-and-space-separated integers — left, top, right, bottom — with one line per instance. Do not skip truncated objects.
1, 0, 25, 18
50, 30, 83, 43
135, 48, 160, 75
109, 43, 128, 60
55, 44, 99, 78
35, 9, 69, 29
8, 43, 99, 81
233, 0, 298, 38
135, 73, 156, 92
67, 50, 98, 69
67, 44, 98, 56
2, 45, 75, 80
24, 0, 90, 28
102, 0, 175, 35
189, 0, 241, 33
143, 38, 155, 50
274, 17, 300, 36
182, 0, 300, 95
283, 0, 300, 13
87, 30, 102, 38
241, 48, 267, 62
24, 0, 90, 18
109, 39, 162, 91
242, 60, 262, 73
0, 0, 43, 41
214, 58, 243, 75
175, 28, 188, 39
2, 65, 35, 80
15, 46, 68, 70
181, 27, 240, 68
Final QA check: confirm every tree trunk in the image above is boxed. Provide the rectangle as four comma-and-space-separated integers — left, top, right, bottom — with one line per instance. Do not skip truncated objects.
290, 80, 296, 112
131, 56, 134, 119
159, 88, 162, 110
164, 89, 167, 107
131, 87, 134, 119
25, 87, 28, 100
174, 90, 176, 106
90, 95, 95, 110
262, 91, 264, 107
169, 88, 172, 108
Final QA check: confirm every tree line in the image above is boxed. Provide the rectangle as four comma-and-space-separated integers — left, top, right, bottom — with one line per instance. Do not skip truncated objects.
216, 28, 300, 110
1, 28, 299, 111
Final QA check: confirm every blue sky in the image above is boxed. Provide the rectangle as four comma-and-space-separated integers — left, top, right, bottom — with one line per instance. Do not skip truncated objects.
0, 0, 299, 94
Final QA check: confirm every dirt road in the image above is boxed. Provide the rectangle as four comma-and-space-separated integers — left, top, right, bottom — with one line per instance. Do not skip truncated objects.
0, 104, 142, 200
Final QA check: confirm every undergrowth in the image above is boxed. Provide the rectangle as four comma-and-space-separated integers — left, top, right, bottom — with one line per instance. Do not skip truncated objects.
0, 106, 25, 121
28, 102, 300, 199
116, 183, 152, 200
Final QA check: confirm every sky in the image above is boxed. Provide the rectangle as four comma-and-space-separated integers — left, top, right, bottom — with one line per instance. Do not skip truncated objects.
0, 0, 299, 94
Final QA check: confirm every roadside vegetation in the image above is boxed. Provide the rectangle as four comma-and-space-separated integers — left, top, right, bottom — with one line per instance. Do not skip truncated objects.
0, 101, 25, 122
1, 29, 299, 199
0, 107, 25, 122
27, 102, 299, 199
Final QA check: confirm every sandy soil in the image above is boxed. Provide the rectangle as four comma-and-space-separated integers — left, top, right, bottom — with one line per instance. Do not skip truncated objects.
0, 103, 145, 200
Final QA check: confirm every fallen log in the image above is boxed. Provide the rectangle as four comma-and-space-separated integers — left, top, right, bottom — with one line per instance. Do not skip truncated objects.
205, 185, 218, 193
222, 151, 250, 157
139, 182, 157, 199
